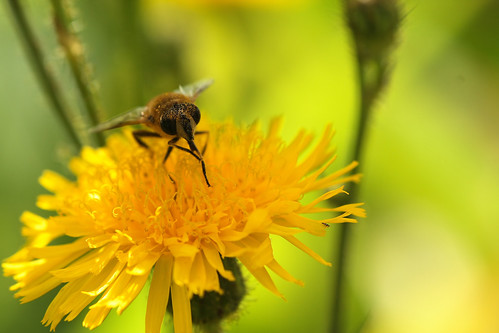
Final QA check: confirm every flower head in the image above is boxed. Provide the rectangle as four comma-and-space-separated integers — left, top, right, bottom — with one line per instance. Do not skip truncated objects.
3, 119, 364, 332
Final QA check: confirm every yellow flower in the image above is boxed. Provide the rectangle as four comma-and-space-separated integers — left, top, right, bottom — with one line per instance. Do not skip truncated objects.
3, 119, 364, 332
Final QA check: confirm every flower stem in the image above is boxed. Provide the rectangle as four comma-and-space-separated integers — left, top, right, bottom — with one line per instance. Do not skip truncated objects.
7, 0, 82, 149
330, 53, 372, 333
50, 0, 105, 146
331, 1, 401, 332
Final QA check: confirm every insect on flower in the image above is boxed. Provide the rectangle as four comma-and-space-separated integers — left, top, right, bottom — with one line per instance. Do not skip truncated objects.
91, 79, 213, 186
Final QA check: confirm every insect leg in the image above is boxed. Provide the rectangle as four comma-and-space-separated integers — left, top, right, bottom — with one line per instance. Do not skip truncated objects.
199, 159, 211, 187
169, 144, 201, 161
186, 140, 211, 187
164, 137, 180, 163
194, 130, 209, 155
132, 130, 161, 149
168, 139, 211, 187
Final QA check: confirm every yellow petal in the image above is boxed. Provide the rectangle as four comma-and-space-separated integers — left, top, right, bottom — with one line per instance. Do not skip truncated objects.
49, 216, 97, 237
83, 306, 112, 330
243, 209, 270, 234
11, 248, 87, 292
127, 242, 151, 267
116, 272, 150, 314
266, 117, 283, 141
306, 161, 359, 191
281, 129, 311, 162
20, 211, 47, 231
28, 237, 88, 258
299, 155, 337, 189
42, 276, 89, 330
173, 256, 194, 285
51, 243, 120, 281
3, 258, 42, 277
267, 259, 304, 286
86, 234, 114, 248
282, 234, 331, 266
265, 223, 303, 236
146, 255, 173, 333
239, 256, 285, 300
242, 237, 274, 268
89, 269, 131, 309
266, 200, 301, 216
171, 282, 193, 333
202, 245, 234, 281
298, 186, 346, 213
278, 213, 327, 236
295, 124, 334, 176
127, 252, 160, 275
16, 276, 62, 303
333, 203, 367, 218
36, 195, 60, 211
218, 229, 248, 242
39, 170, 72, 193
188, 253, 206, 295
223, 241, 248, 257
64, 260, 124, 321
82, 260, 126, 297
169, 243, 199, 258
202, 254, 221, 292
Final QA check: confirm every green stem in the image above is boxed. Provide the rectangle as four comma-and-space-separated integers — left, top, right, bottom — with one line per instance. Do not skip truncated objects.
331, 53, 373, 333
7, 0, 82, 149
50, 0, 105, 146
331, 1, 401, 330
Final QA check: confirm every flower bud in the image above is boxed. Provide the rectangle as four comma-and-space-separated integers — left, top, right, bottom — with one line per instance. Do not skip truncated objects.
344, 0, 401, 61
190, 258, 246, 328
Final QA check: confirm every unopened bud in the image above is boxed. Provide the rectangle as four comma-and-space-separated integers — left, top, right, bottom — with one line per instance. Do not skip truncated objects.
167, 257, 246, 332
344, 0, 401, 61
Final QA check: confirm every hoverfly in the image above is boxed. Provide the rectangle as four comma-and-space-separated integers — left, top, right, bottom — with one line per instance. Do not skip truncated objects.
91, 79, 213, 186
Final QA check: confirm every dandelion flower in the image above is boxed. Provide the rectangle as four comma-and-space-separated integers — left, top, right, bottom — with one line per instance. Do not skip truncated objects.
3, 118, 365, 332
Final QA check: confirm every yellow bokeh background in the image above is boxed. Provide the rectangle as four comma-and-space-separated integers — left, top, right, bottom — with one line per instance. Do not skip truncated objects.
1, 0, 498, 332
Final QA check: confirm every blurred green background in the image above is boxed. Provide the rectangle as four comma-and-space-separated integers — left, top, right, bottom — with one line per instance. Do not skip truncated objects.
1, 0, 499, 332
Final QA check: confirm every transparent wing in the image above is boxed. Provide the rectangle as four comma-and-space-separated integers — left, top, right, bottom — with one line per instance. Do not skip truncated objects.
89, 106, 146, 132
175, 78, 214, 100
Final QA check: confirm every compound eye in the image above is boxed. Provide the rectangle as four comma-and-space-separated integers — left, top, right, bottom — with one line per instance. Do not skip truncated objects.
160, 115, 177, 135
189, 104, 201, 125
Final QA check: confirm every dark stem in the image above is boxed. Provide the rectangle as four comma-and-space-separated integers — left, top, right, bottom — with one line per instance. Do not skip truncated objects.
331, 0, 401, 329
7, 0, 82, 149
50, 0, 105, 146
331, 55, 376, 333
